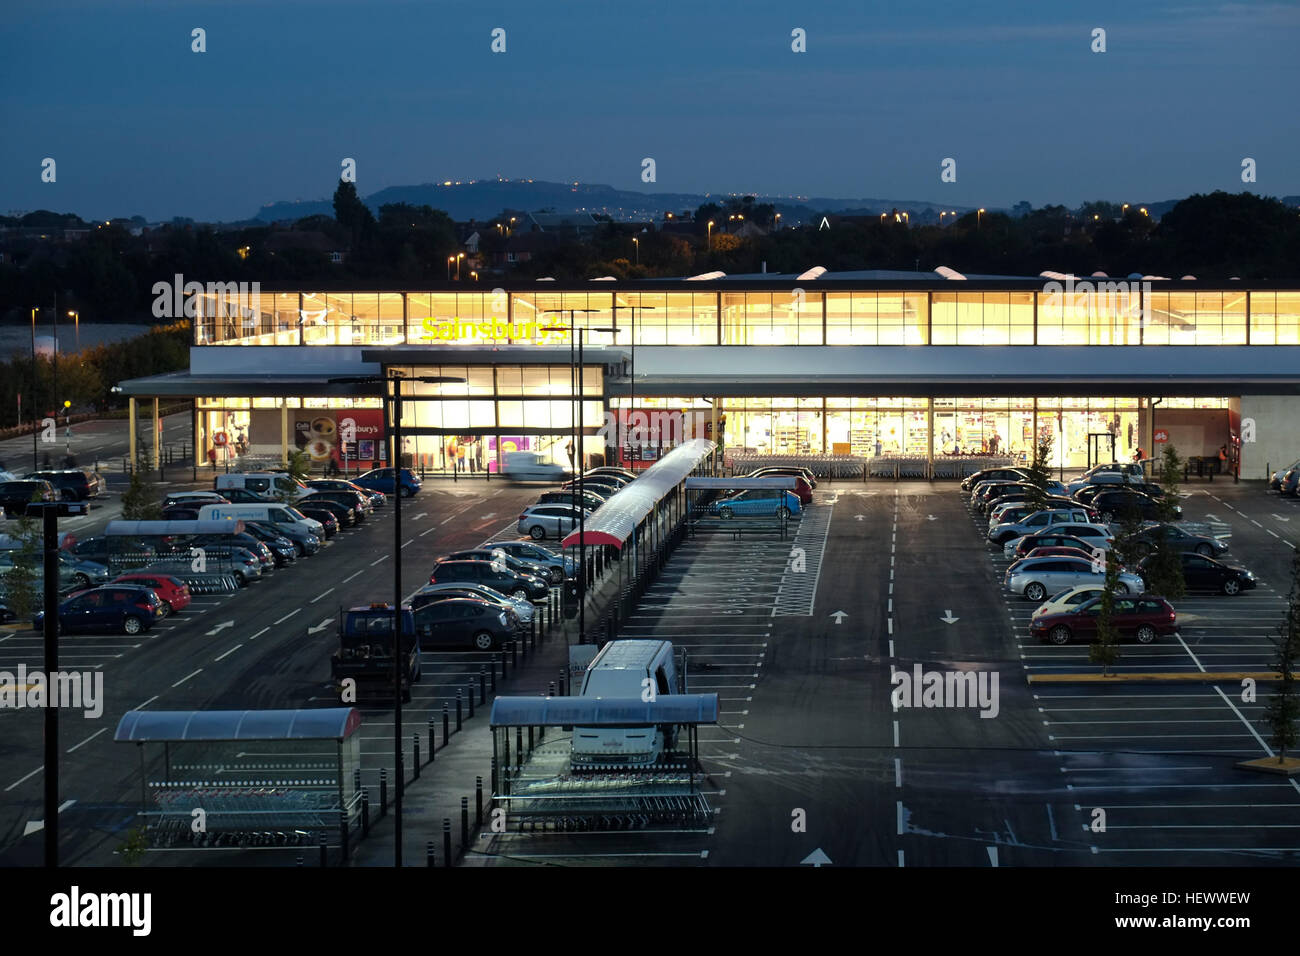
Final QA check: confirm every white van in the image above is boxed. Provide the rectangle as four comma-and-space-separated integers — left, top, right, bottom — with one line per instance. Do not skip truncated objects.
501, 451, 566, 482
197, 503, 324, 538
214, 472, 311, 501
571, 640, 685, 768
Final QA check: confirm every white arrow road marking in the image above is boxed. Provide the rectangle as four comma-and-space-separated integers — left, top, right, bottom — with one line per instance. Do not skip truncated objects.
800, 848, 832, 867
987, 846, 999, 867
308, 618, 332, 634
1273, 514, 1291, 522
830, 611, 848, 624
204, 620, 234, 636
23, 800, 76, 836
412, 512, 428, 520
854, 515, 865, 521
940, 610, 959, 624
926, 514, 938, 521
480, 512, 496, 519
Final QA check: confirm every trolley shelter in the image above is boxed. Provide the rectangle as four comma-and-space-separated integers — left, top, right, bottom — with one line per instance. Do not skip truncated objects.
683, 476, 799, 537
488, 694, 719, 831
114, 708, 363, 851
104, 518, 249, 590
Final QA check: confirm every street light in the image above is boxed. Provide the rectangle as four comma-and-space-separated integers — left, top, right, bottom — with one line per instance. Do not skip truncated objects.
977, 208, 986, 228
707, 220, 714, 250
456, 253, 465, 280
774, 212, 781, 229
447, 256, 454, 280
328, 371, 462, 868
30, 308, 38, 470
611, 302, 656, 454
632, 237, 639, 265
67, 310, 79, 352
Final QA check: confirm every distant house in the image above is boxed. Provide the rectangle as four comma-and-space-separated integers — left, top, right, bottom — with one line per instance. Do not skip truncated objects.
526, 212, 599, 238
495, 231, 559, 267
265, 229, 346, 263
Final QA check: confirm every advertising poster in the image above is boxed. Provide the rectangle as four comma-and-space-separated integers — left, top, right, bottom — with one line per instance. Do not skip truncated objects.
294, 409, 387, 467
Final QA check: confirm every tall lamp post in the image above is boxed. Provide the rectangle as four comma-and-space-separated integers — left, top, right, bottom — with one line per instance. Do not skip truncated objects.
611, 303, 656, 466
30, 308, 39, 470
329, 371, 462, 867
67, 310, 79, 352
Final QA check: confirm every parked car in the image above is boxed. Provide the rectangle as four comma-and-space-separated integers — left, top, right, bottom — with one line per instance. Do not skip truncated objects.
1126, 523, 1228, 558
1010, 532, 1109, 561
304, 488, 372, 517
149, 543, 262, 586
988, 496, 1097, 529
960, 467, 1031, 492
1270, 460, 1300, 492
410, 582, 536, 625
296, 506, 339, 538
747, 466, 817, 489
353, 467, 422, 498
1030, 585, 1105, 620
977, 480, 1068, 512
711, 488, 801, 519
741, 470, 813, 505
307, 479, 386, 508
584, 466, 639, 483
480, 540, 574, 582
161, 491, 229, 509
1005, 523, 1114, 559
211, 487, 276, 504
245, 520, 321, 557
1281, 467, 1300, 498
1138, 552, 1257, 595
517, 504, 590, 541
0, 479, 57, 516
536, 489, 608, 512
1090, 489, 1180, 523
109, 573, 192, 616
438, 548, 553, 584
214, 472, 312, 501
561, 476, 628, 497
1065, 462, 1145, 495
412, 597, 516, 650
0, 550, 82, 591
161, 506, 201, 520
427, 559, 550, 600
988, 508, 1097, 545
237, 522, 303, 565
22, 469, 104, 501
297, 495, 357, 527
1030, 593, 1177, 645
1006, 555, 1144, 602
189, 532, 280, 571
1007, 546, 1096, 574
33, 585, 165, 635
63, 535, 157, 567
58, 552, 110, 589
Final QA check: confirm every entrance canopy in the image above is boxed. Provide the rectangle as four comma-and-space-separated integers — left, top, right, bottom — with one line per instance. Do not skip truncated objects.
560, 438, 715, 550
489, 694, 719, 728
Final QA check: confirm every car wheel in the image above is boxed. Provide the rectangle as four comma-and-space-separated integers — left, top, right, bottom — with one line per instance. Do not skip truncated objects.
74, 573, 89, 588
1024, 582, 1046, 602
548, 568, 563, 584
1195, 543, 1213, 557
777, 506, 792, 519
161, 600, 175, 617
511, 588, 528, 601
122, 615, 144, 635
1114, 583, 1129, 595
528, 525, 546, 540
1101, 512, 1115, 524
1223, 578, 1241, 596
1049, 625, 1072, 646
1136, 624, 1158, 645
233, 571, 247, 587
401, 486, 414, 498
473, 631, 495, 650
719, 506, 734, 518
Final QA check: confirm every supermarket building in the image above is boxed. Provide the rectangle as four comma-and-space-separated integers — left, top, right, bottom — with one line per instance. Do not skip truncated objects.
116, 271, 1300, 477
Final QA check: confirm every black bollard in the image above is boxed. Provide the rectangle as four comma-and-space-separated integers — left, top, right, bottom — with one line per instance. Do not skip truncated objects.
361, 789, 371, 836
489, 661, 496, 693
516, 727, 523, 765
475, 776, 483, 827
379, 769, 389, 817
461, 796, 469, 851
511, 640, 518, 669
340, 809, 349, 864
456, 691, 463, 731
319, 833, 328, 868
479, 667, 487, 703
427, 840, 435, 868
443, 702, 450, 744
548, 681, 556, 697
443, 819, 452, 868
354, 768, 361, 794
528, 725, 534, 755
428, 716, 436, 762
559, 669, 567, 696
413, 734, 421, 779
467, 683, 475, 718
498, 650, 506, 681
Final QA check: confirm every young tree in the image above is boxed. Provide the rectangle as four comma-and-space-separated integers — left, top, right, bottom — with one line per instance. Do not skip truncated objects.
1088, 549, 1123, 676
120, 441, 163, 521
1023, 432, 1054, 512
2, 502, 41, 622
1264, 551, 1300, 764
285, 449, 311, 488
1141, 444, 1187, 600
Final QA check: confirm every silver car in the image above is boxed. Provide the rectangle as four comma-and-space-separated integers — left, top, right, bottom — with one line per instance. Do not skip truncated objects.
412, 582, 536, 624
1006, 556, 1144, 602
517, 504, 591, 541
989, 507, 1096, 545
1003, 522, 1114, 558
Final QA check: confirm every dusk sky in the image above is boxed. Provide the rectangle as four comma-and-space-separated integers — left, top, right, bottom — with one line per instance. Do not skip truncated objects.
3, 0, 1298, 222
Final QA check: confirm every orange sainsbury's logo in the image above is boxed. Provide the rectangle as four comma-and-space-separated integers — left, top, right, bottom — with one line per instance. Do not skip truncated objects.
418, 317, 568, 343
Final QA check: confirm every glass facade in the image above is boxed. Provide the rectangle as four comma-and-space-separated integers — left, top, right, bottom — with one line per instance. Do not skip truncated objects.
193, 287, 1300, 348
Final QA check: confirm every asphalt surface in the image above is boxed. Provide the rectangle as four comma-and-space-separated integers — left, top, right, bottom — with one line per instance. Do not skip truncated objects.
4, 417, 1300, 867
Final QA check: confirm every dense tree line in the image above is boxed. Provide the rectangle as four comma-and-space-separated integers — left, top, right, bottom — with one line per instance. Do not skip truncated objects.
1, 191, 1296, 327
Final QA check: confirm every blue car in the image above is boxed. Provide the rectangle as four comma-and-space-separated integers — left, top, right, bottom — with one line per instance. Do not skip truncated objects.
33, 585, 165, 635
710, 489, 801, 519
352, 467, 422, 498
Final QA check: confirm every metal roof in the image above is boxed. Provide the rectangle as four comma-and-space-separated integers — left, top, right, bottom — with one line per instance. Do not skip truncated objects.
105, 520, 246, 536
489, 694, 719, 727
559, 438, 716, 549
114, 708, 363, 742
684, 477, 797, 489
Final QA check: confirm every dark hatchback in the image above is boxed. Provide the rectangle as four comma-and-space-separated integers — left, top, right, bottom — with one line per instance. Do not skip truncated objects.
1090, 489, 1181, 522
33, 585, 165, 635
1127, 523, 1228, 558
297, 495, 357, 527
413, 598, 516, 650
1030, 594, 1177, 645
0, 480, 57, 516
296, 506, 339, 537
427, 559, 550, 601
1139, 552, 1257, 595
23, 469, 104, 501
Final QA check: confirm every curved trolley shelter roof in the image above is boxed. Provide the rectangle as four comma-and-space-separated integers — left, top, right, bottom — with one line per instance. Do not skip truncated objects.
559, 438, 716, 550
114, 707, 363, 742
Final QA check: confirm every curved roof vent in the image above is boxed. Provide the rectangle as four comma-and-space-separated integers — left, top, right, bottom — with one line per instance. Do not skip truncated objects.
686, 271, 727, 281
1180, 275, 1197, 280
935, 266, 966, 280
796, 266, 827, 281
589, 276, 617, 281
536, 277, 556, 281
1091, 271, 1108, 278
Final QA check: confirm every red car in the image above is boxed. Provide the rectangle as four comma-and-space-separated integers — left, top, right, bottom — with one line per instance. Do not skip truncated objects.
110, 573, 192, 616
1013, 532, 1099, 560
1030, 593, 1176, 646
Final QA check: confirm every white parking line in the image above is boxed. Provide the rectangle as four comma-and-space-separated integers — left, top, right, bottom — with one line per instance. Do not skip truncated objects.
309, 588, 335, 604
66, 728, 107, 753
214, 644, 242, 662
171, 668, 202, 687
273, 608, 301, 625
